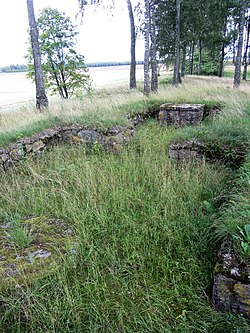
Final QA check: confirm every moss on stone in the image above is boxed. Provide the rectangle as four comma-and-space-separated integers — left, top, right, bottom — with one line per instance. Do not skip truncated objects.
0, 216, 77, 288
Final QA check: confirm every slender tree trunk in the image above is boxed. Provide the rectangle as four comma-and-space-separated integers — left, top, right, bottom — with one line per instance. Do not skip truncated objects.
181, 44, 187, 77
243, 17, 250, 80
26, 0, 48, 111
218, 42, 225, 78
233, 20, 237, 65
126, 0, 137, 89
173, 0, 181, 85
197, 40, 202, 75
60, 67, 69, 99
234, 0, 247, 88
189, 42, 194, 75
218, 20, 227, 78
144, 0, 150, 95
49, 58, 64, 98
150, 1, 158, 92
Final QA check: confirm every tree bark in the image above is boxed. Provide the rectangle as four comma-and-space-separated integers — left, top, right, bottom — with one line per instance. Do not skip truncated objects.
144, 0, 150, 95
243, 16, 250, 80
233, 20, 237, 65
189, 42, 194, 75
218, 20, 227, 78
173, 0, 181, 85
150, 1, 158, 92
197, 39, 202, 75
181, 44, 187, 77
26, 0, 48, 111
126, 0, 137, 89
218, 45, 225, 78
234, 0, 247, 88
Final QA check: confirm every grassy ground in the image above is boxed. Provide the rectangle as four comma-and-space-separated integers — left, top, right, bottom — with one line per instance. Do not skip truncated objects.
0, 73, 249, 147
0, 123, 247, 332
0, 75, 250, 332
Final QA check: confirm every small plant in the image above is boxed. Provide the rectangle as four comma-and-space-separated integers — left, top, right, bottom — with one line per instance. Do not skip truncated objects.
6, 217, 33, 249
233, 224, 250, 256
85, 141, 105, 155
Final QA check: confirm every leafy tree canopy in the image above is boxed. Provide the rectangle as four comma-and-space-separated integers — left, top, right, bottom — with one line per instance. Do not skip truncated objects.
27, 7, 90, 99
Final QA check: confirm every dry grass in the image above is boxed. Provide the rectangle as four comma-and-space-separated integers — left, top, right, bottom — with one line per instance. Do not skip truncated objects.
0, 74, 249, 144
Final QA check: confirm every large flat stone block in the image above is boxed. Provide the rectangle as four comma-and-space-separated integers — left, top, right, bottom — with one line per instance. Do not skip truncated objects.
158, 103, 205, 126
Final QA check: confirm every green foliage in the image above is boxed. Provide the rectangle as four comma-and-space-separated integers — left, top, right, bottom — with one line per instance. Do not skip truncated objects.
233, 224, 250, 256
214, 153, 250, 252
5, 215, 33, 249
27, 7, 90, 98
156, 0, 243, 77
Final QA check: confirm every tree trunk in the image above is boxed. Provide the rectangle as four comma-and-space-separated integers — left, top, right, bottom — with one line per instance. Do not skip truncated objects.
59, 66, 69, 99
181, 44, 187, 77
243, 17, 250, 80
150, 1, 158, 92
234, 0, 247, 88
233, 20, 237, 65
198, 40, 202, 75
26, 0, 48, 111
173, 0, 181, 85
144, 0, 150, 95
218, 20, 227, 78
126, 0, 137, 89
189, 42, 194, 75
218, 42, 225, 78
49, 57, 64, 98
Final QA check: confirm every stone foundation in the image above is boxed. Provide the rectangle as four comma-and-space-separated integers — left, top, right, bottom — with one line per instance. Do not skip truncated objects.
169, 139, 246, 167
169, 139, 205, 161
212, 237, 250, 318
0, 124, 134, 171
158, 103, 204, 127
0, 103, 222, 171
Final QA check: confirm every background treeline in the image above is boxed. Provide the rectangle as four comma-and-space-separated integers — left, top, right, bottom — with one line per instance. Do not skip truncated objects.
156, 0, 250, 78
0, 61, 145, 73
0, 64, 27, 72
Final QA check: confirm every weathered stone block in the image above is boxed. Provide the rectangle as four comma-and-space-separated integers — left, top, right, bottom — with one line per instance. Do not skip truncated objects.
212, 237, 250, 318
77, 130, 102, 146
158, 103, 204, 126
26, 140, 46, 153
169, 139, 205, 161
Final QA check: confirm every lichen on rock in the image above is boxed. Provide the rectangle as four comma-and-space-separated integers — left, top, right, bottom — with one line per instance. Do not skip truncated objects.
0, 216, 78, 287
212, 237, 250, 318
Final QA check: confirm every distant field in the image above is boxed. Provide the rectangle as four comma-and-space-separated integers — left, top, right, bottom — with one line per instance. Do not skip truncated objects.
0, 65, 144, 109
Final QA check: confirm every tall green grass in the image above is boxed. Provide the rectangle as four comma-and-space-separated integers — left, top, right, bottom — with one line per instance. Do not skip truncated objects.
214, 154, 250, 249
0, 122, 248, 332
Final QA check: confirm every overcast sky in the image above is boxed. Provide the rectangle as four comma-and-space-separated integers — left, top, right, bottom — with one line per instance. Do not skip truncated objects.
0, 0, 144, 66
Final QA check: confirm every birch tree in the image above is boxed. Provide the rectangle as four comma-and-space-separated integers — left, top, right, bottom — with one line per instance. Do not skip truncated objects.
126, 0, 137, 88
234, 0, 247, 88
26, 0, 48, 111
144, 0, 151, 95
150, 1, 158, 92
242, 12, 250, 80
172, 0, 181, 85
